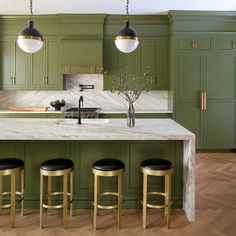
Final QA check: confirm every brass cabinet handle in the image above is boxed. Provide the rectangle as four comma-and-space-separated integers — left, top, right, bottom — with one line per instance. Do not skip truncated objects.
45, 76, 48, 85
195, 43, 198, 50
200, 91, 204, 110
200, 91, 207, 111
12, 76, 16, 85
203, 91, 207, 111
233, 42, 236, 50
192, 42, 195, 51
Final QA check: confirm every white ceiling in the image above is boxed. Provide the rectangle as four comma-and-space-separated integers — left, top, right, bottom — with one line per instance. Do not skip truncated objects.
0, 0, 236, 15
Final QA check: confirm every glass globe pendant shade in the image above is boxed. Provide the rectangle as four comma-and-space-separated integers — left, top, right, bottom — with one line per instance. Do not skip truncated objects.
115, 20, 139, 53
17, 20, 43, 53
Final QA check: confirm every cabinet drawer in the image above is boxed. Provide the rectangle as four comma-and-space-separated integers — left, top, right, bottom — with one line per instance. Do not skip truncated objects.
176, 37, 212, 51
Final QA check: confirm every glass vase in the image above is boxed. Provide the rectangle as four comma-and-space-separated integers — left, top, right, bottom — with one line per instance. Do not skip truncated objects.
127, 102, 135, 127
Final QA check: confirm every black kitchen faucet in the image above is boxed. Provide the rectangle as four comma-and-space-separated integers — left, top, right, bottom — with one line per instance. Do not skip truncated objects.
78, 95, 83, 124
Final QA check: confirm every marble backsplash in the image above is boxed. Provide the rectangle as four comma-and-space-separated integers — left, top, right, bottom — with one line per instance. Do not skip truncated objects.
0, 74, 169, 111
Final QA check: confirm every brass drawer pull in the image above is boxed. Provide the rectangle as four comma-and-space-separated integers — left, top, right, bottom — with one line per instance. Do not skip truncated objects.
200, 90, 207, 111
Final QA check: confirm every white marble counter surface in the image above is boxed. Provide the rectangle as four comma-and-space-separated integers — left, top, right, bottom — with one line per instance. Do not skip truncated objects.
0, 118, 191, 140
0, 118, 195, 222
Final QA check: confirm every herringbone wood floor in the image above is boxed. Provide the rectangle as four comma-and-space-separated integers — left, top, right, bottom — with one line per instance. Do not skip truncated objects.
0, 153, 235, 236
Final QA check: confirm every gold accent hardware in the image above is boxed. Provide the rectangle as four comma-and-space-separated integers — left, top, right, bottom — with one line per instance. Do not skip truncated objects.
201, 91, 204, 111
233, 42, 236, 50
195, 43, 198, 50
40, 166, 74, 228
141, 166, 173, 229
17, 35, 43, 41
203, 91, 207, 111
0, 165, 24, 227
92, 168, 124, 230
45, 76, 48, 85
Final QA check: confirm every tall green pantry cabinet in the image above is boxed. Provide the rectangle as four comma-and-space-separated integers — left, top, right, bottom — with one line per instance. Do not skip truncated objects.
170, 11, 236, 149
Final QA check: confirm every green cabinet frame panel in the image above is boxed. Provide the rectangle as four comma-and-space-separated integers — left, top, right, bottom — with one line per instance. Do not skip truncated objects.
60, 39, 103, 74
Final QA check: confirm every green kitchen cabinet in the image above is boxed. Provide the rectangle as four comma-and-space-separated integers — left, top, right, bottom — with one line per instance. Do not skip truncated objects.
0, 39, 28, 90
174, 53, 235, 149
0, 113, 62, 118
30, 40, 61, 90
60, 39, 103, 74
216, 35, 236, 51
175, 34, 213, 51
103, 38, 169, 90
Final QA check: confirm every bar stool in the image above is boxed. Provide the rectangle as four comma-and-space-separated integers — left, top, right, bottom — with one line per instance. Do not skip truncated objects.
40, 158, 74, 228
141, 158, 173, 229
92, 158, 124, 230
0, 158, 24, 227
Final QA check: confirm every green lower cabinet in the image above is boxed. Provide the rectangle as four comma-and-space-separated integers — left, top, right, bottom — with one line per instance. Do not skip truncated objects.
0, 113, 62, 118
203, 102, 234, 148
99, 113, 172, 119
0, 140, 183, 209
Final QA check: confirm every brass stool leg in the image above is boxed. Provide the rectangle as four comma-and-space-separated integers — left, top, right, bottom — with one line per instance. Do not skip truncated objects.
39, 173, 43, 229
47, 176, 52, 215
10, 173, 16, 227
21, 169, 24, 216
118, 172, 122, 229
165, 174, 171, 229
70, 171, 73, 217
63, 173, 68, 228
0, 176, 2, 214
93, 173, 98, 230
142, 172, 147, 228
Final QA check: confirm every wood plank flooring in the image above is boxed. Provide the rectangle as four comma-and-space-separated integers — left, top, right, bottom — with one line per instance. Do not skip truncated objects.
0, 153, 235, 236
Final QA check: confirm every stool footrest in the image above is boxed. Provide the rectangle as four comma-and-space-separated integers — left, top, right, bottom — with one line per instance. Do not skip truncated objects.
97, 203, 119, 210
0, 197, 24, 209
146, 202, 172, 209
45, 192, 72, 197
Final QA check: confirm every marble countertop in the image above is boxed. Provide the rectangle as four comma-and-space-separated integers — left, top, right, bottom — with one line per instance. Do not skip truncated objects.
0, 118, 193, 141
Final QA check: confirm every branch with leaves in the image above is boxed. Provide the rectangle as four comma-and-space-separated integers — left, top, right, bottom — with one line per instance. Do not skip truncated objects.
111, 70, 153, 104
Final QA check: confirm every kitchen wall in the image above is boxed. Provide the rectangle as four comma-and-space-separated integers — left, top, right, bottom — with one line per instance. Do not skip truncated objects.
0, 75, 169, 111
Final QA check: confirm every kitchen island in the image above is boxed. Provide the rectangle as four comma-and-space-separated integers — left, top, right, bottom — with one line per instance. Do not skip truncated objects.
0, 118, 195, 222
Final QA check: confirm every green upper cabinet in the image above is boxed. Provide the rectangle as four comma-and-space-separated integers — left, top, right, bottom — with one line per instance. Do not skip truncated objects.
60, 39, 103, 74
215, 34, 236, 51
103, 38, 169, 90
0, 39, 28, 90
30, 40, 61, 90
175, 34, 212, 51
0, 38, 61, 90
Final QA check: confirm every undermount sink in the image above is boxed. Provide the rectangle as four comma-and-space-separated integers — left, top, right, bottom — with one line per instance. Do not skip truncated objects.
55, 119, 109, 125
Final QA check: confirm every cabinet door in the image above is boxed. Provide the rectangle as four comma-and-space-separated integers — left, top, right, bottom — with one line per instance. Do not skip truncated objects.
12, 42, 28, 88
46, 40, 61, 89
30, 46, 46, 89
1, 40, 28, 90
205, 54, 235, 100
103, 40, 119, 90
0, 40, 12, 88
204, 102, 234, 148
140, 40, 155, 88
155, 39, 169, 89
175, 102, 202, 148
176, 55, 202, 101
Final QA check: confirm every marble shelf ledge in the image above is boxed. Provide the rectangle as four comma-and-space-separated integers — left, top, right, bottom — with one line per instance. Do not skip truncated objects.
0, 110, 63, 114
99, 109, 173, 114
0, 118, 195, 222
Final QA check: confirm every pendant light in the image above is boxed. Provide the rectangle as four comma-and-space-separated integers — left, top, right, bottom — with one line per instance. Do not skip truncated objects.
115, 0, 139, 53
17, 0, 44, 53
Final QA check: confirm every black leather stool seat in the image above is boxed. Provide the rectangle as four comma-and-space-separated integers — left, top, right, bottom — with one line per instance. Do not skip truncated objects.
141, 158, 173, 171
0, 158, 24, 170
92, 158, 125, 171
41, 158, 74, 171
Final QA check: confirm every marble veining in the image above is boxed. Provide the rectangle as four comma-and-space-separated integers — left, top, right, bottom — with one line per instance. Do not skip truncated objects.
0, 118, 195, 222
0, 75, 170, 112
